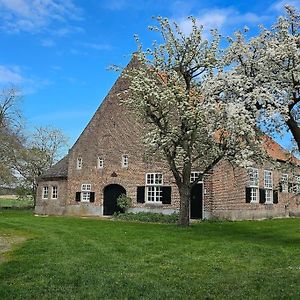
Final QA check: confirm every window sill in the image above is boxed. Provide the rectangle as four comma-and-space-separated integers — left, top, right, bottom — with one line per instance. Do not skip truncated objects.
145, 202, 163, 206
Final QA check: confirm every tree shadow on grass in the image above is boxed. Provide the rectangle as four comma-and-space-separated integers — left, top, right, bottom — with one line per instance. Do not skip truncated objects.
186, 219, 300, 247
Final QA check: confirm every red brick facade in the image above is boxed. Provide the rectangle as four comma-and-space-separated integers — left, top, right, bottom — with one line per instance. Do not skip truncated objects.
36, 58, 300, 220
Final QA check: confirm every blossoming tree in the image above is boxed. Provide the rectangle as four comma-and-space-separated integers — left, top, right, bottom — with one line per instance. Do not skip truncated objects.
221, 6, 299, 153
123, 18, 263, 226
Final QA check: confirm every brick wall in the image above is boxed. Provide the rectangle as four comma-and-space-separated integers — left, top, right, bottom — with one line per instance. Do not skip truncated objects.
210, 160, 300, 220
35, 179, 68, 215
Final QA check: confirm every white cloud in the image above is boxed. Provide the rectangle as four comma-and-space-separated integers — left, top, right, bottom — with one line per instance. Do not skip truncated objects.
0, 0, 82, 33
103, 0, 128, 11
81, 42, 112, 51
41, 38, 55, 47
0, 64, 51, 94
270, 0, 300, 12
0, 65, 24, 84
177, 8, 270, 36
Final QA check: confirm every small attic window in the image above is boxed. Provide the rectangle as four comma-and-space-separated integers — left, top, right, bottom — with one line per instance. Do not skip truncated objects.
77, 157, 82, 170
97, 157, 104, 169
122, 155, 128, 168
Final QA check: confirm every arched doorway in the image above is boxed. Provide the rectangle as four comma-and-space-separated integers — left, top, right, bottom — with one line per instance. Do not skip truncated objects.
190, 183, 203, 219
103, 184, 126, 215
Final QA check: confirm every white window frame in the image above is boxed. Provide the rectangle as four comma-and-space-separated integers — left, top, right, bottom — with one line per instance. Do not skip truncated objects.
81, 184, 91, 202
145, 173, 163, 203
281, 174, 288, 193
77, 157, 82, 170
296, 176, 300, 194
290, 175, 300, 194
42, 186, 48, 199
97, 157, 104, 169
51, 186, 58, 199
190, 171, 203, 184
264, 170, 273, 204
122, 154, 128, 168
247, 168, 259, 203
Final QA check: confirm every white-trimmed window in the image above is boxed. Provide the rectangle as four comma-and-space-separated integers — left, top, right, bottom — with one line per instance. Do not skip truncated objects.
77, 157, 82, 170
290, 175, 300, 194
264, 170, 273, 189
51, 186, 58, 199
97, 157, 104, 169
281, 174, 288, 193
247, 168, 259, 203
146, 173, 163, 203
190, 172, 202, 183
81, 184, 91, 202
264, 170, 273, 203
296, 176, 300, 194
42, 186, 48, 199
122, 155, 128, 168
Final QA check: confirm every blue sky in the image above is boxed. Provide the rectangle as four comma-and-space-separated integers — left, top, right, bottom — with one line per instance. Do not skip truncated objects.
0, 0, 299, 149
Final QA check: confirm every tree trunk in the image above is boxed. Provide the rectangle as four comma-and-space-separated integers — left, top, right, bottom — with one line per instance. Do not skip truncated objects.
178, 184, 191, 226
286, 116, 300, 152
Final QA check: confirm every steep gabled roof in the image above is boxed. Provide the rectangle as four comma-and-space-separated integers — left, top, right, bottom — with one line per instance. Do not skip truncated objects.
263, 136, 299, 164
39, 155, 68, 181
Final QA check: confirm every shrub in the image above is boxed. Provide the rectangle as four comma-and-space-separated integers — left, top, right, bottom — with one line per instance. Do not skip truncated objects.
114, 212, 179, 224
117, 194, 132, 212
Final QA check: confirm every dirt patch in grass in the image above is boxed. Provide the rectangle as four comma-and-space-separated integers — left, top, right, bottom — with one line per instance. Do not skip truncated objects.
0, 235, 26, 263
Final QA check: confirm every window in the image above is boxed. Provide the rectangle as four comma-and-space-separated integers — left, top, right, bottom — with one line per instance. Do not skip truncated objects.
281, 174, 288, 193
264, 170, 273, 203
296, 176, 300, 194
81, 184, 91, 202
190, 172, 202, 183
42, 186, 48, 199
290, 175, 300, 194
97, 157, 104, 169
51, 186, 58, 199
122, 155, 128, 168
247, 168, 259, 203
146, 173, 163, 202
77, 157, 82, 170
264, 170, 273, 189
248, 168, 259, 187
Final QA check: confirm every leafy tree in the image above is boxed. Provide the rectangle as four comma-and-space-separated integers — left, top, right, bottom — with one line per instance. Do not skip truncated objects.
0, 87, 24, 185
0, 87, 68, 203
123, 17, 264, 226
219, 6, 300, 152
12, 126, 69, 205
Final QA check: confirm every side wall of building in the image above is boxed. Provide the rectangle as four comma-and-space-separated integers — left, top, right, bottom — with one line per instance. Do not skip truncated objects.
35, 179, 68, 215
210, 160, 300, 220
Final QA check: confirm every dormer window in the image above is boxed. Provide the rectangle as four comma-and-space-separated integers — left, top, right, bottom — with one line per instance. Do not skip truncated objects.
97, 157, 104, 169
77, 157, 82, 170
122, 155, 128, 168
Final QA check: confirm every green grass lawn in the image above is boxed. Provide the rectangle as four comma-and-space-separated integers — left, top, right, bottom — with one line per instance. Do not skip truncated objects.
0, 198, 34, 208
0, 211, 299, 300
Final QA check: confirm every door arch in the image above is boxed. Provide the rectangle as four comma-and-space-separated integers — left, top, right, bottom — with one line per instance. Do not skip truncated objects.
190, 183, 203, 219
103, 184, 126, 215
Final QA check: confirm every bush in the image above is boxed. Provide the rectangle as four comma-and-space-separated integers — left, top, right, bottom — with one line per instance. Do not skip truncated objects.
114, 212, 179, 224
117, 194, 132, 212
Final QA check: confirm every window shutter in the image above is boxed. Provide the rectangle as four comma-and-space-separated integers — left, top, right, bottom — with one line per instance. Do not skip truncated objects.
273, 190, 278, 204
90, 192, 95, 203
137, 186, 145, 203
259, 189, 266, 204
76, 192, 81, 202
162, 186, 172, 204
245, 187, 251, 203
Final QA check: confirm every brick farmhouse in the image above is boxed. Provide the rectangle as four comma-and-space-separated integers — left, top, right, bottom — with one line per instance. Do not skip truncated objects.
36, 57, 300, 220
